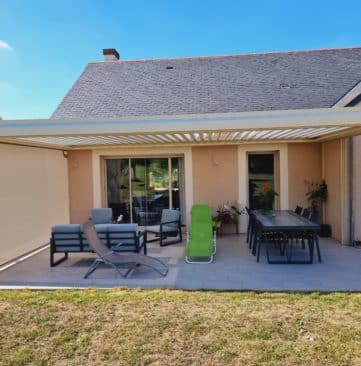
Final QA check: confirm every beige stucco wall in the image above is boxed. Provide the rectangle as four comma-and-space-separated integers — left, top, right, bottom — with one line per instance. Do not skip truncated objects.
288, 143, 322, 210
0, 144, 69, 265
192, 145, 238, 213
323, 139, 342, 241
68, 150, 94, 224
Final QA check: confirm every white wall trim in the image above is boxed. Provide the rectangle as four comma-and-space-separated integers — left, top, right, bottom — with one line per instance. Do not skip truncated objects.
332, 81, 361, 108
340, 138, 351, 244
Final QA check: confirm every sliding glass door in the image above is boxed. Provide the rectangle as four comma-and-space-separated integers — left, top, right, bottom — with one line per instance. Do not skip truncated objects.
106, 157, 182, 225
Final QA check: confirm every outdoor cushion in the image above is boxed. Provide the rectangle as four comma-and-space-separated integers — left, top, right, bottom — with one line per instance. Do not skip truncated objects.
186, 238, 213, 257
108, 224, 142, 247
52, 224, 81, 233
185, 204, 214, 262
107, 224, 144, 252
51, 224, 83, 252
191, 204, 212, 223
108, 223, 139, 233
91, 208, 113, 224
161, 209, 180, 228
146, 225, 178, 234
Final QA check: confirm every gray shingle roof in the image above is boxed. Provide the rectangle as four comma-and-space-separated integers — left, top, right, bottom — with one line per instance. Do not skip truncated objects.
51, 47, 361, 119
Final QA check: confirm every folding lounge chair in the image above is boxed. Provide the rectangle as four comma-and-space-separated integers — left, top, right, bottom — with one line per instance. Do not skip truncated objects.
185, 204, 216, 263
82, 220, 168, 278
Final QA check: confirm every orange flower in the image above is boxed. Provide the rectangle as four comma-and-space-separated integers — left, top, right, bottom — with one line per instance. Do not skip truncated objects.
262, 182, 271, 190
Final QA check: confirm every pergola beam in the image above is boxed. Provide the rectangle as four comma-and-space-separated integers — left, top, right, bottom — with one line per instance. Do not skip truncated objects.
1, 107, 361, 138
1, 107, 361, 149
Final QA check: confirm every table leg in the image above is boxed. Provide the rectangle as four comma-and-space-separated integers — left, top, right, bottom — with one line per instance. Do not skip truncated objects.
315, 234, 322, 262
256, 231, 262, 262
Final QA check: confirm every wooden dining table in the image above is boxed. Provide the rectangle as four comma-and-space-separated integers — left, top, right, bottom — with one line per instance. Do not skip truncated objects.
252, 210, 321, 264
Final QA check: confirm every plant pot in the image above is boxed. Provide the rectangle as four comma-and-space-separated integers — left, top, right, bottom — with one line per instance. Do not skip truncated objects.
319, 224, 331, 238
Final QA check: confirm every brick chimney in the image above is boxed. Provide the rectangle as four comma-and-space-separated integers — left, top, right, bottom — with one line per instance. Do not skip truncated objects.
103, 48, 120, 61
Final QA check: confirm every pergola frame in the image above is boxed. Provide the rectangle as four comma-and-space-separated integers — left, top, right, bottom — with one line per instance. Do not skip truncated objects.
1, 107, 361, 150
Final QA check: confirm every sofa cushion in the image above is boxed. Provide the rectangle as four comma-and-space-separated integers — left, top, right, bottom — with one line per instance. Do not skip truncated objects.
108, 224, 140, 246
51, 225, 83, 252
108, 224, 139, 233
52, 224, 81, 233
91, 208, 113, 224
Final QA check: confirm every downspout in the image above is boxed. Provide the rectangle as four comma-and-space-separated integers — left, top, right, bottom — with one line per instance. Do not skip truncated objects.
349, 137, 355, 246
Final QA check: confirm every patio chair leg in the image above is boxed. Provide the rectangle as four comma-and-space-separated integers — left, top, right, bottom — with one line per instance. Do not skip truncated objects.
252, 231, 257, 256
143, 242, 147, 255
256, 235, 262, 262
308, 237, 314, 264
248, 223, 254, 249
141, 260, 169, 276
50, 251, 68, 267
84, 259, 101, 278
287, 237, 293, 262
113, 265, 133, 278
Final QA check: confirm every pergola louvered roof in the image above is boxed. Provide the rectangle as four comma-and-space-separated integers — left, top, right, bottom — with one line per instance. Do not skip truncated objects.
1, 108, 361, 150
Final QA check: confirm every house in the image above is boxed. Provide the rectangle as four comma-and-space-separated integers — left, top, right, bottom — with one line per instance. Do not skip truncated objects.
1, 47, 361, 265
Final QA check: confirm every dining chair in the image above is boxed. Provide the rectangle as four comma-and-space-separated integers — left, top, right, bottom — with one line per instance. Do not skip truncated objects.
309, 212, 320, 224
302, 208, 310, 219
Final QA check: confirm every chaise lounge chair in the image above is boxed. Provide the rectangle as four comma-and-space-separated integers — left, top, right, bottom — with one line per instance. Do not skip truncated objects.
185, 204, 216, 263
82, 220, 168, 278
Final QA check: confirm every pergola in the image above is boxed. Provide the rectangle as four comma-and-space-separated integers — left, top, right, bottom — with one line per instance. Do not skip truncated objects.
1, 107, 361, 150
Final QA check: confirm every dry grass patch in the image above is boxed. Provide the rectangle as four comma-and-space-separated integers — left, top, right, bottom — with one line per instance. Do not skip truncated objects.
0, 290, 360, 365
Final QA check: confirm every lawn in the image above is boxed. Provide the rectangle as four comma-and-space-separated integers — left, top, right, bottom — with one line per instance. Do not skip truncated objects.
0, 290, 360, 365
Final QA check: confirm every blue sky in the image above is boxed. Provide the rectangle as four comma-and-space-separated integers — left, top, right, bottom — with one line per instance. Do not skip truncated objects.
1, 0, 361, 120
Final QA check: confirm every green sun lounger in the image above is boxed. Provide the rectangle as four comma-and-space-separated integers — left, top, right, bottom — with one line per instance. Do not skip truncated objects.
185, 204, 216, 263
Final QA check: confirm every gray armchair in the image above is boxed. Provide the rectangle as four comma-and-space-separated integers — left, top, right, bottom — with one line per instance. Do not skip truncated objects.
145, 209, 182, 246
91, 208, 113, 224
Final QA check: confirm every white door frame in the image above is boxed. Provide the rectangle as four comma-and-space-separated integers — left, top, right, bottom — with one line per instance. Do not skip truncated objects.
238, 144, 289, 232
92, 146, 193, 226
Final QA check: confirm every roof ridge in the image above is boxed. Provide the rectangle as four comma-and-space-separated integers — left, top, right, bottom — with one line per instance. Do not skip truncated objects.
88, 46, 361, 64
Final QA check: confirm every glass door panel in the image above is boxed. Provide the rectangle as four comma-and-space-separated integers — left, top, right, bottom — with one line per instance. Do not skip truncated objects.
146, 158, 169, 224
248, 154, 275, 210
131, 159, 147, 224
171, 157, 180, 210
131, 158, 170, 225
106, 159, 131, 222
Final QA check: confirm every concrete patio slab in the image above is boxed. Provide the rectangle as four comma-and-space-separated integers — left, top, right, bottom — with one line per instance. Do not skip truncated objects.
0, 235, 360, 291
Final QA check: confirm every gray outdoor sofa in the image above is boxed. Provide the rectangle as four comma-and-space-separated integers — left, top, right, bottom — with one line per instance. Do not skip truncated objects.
50, 223, 146, 266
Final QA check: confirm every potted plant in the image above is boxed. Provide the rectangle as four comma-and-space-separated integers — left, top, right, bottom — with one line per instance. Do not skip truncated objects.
213, 203, 240, 234
255, 182, 278, 212
305, 180, 331, 237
